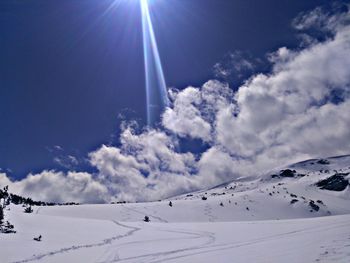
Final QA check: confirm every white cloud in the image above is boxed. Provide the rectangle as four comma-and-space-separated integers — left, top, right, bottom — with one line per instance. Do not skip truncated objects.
0, 171, 108, 204
88, 128, 199, 202
162, 87, 212, 141
292, 4, 350, 46
213, 51, 258, 81
197, 147, 239, 186
53, 155, 79, 169
214, 12, 350, 171
162, 80, 232, 142
293, 5, 350, 32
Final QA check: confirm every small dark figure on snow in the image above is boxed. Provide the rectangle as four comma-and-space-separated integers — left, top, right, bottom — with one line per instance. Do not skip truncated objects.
220, 202, 224, 207
144, 216, 150, 222
168, 201, 173, 207
33, 235, 42, 242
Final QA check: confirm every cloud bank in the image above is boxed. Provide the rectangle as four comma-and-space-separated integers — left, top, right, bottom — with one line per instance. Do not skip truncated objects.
1, 6, 350, 203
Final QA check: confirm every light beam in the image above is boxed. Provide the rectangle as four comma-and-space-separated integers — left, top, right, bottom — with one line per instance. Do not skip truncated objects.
141, 0, 170, 126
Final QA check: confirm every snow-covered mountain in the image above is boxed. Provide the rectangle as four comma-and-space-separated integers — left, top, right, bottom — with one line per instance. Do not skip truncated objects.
1, 155, 350, 263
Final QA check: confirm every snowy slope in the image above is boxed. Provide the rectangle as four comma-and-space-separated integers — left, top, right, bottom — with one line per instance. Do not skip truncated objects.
1, 155, 350, 262
37, 155, 350, 223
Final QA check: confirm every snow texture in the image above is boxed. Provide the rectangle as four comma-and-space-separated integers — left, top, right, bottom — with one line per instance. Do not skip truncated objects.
1, 155, 350, 262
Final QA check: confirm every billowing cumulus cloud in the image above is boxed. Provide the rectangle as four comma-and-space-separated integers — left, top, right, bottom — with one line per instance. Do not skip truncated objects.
89, 128, 199, 202
162, 80, 233, 142
162, 87, 212, 141
0, 171, 108, 204
1, 6, 350, 203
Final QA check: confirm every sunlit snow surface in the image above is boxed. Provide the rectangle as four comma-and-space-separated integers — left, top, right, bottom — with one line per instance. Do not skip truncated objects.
1, 155, 350, 262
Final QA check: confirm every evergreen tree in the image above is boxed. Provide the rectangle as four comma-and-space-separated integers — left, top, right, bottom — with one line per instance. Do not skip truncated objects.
0, 205, 16, 234
24, 205, 34, 213
0, 205, 3, 225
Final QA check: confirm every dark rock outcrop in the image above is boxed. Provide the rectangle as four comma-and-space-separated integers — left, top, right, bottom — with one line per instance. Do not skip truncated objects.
317, 159, 330, 165
272, 169, 305, 179
309, 201, 320, 212
316, 173, 349, 191
290, 199, 299, 204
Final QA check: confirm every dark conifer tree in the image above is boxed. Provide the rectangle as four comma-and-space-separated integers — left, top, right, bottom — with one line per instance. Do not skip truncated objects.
24, 205, 34, 213
0, 205, 3, 225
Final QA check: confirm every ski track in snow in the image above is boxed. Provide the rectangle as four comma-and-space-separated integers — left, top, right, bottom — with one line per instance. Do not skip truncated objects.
82, 219, 350, 263
6, 207, 350, 263
91, 218, 350, 263
11, 205, 217, 263
11, 221, 140, 263
97, 226, 216, 263
134, 220, 350, 263
9, 211, 350, 262
13, 219, 350, 263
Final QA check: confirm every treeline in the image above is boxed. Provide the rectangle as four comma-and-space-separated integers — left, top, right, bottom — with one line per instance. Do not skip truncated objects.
0, 186, 79, 207
1, 185, 79, 234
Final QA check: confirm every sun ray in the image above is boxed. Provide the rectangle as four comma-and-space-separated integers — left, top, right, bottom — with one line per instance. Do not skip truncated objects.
141, 0, 170, 126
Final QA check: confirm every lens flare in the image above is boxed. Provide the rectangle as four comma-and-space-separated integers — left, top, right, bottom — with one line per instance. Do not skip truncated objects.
141, 0, 170, 126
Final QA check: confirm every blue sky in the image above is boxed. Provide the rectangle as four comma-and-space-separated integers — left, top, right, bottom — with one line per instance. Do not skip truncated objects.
0, 0, 348, 187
